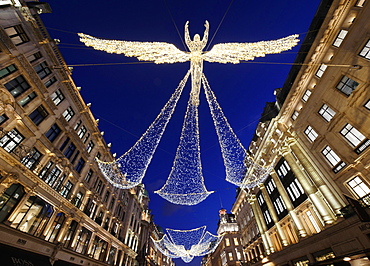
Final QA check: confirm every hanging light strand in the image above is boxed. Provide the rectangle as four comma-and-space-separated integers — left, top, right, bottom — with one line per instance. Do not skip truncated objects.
155, 91, 213, 205
202, 74, 271, 188
97, 71, 190, 189
151, 226, 223, 263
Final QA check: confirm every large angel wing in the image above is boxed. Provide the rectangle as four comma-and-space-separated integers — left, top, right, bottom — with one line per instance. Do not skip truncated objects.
78, 33, 190, 64
204, 34, 299, 64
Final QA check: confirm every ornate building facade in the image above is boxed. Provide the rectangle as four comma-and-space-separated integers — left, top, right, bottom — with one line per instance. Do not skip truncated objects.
232, 0, 370, 265
0, 1, 173, 265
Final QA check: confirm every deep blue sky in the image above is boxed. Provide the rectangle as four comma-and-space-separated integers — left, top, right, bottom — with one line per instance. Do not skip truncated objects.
42, 1, 321, 265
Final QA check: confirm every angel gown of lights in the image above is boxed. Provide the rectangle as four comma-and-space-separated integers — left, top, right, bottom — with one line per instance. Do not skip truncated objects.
151, 226, 223, 263
79, 21, 299, 205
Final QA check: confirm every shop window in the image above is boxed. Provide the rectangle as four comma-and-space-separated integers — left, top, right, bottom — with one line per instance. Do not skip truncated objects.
74, 227, 92, 254
0, 184, 25, 223
45, 212, 65, 243
8, 196, 53, 237
91, 236, 108, 261
63, 220, 78, 248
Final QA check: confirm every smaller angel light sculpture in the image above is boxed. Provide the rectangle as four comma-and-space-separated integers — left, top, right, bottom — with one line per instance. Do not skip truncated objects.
151, 226, 223, 263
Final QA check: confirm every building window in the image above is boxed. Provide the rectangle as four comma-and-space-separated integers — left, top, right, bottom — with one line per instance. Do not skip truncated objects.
60, 181, 73, 198
359, 39, 370, 59
356, 0, 366, 7
59, 137, 70, 151
315, 64, 327, 78
72, 192, 84, 208
77, 125, 87, 139
276, 158, 307, 207
18, 92, 37, 107
302, 89, 312, 102
0, 64, 17, 79
304, 125, 318, 142
86, 140, 94, 153
0, 114, 9, 125
9, 196, 53, 237
265, 177, 287, 219
0, 128, 24, 152
83, 133, 90, 144
45, 123, 62, 142
333, 29, 348, 47
94, 179, 103, 194
44, 76, 57, 88
291, 110, 299, 121
347, 176, 370, 198
62, 106, 75, 122
21, 148, 42, 170
340, 123, 366, 147
321, 145, 346, 173
4, 25, 30, 46
228, 252, 234, 261
64, 142, 76, 159
365, 99, 370, 110
34, 61, 52, 80
85, 169, 93, 183
318, 104, 336, 122
27, 51, 42, 63
29, 105, 48, 125
257, 192, 273, 228
0, 184, 25, 223
74, 227, 92, 254
74, 120, 82, 131
45, 212, 65, 243
75, 158, 85, 173
336, 76, 359, 96
50, 89, 65, 106
4, 75, 30, 98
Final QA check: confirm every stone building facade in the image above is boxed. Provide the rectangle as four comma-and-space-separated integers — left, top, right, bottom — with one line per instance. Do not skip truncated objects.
0, 1, 173, 265
232, 0, 370, 265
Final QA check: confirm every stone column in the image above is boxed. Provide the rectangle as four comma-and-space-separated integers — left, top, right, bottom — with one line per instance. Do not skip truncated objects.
270, 171, 307, 238
248, 195, 274, 254
86, 231, 96, 257
70, 223, 83, 249
259, 184, 289, 246
42, 207, 60, 238
288, 137, 344, 213
281, 145, 335, 225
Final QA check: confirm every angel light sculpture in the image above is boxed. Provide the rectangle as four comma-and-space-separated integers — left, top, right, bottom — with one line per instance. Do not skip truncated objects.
151, 226, 223, 263
78, 22, 298, 201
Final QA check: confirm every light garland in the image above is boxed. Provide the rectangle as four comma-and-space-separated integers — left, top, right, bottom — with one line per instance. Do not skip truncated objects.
151, 226, 223, 263
202, 74, 272, 188
154, 93, 213, 205
96, 71, 189, 189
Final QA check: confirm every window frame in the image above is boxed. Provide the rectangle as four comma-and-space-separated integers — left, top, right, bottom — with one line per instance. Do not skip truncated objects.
359, 39, 370, 59
336, 76, 359, 96
34, 61, 52, 80
4, 75, 31, 98
50, 89, 65, 106
45, 123, 62, 142
28, 105, 49, 126
0, 128, 24, 152
62, 107, 75, 122
318, 104, 336, 122
4, 25, 30, 46
333, 29, 348, 47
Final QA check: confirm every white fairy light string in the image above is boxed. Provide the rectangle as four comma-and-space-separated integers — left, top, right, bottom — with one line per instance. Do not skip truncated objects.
97, 71, 189, 189
151, 226, 223, 263
154, 94, 213, 205
202, 74, 272, 188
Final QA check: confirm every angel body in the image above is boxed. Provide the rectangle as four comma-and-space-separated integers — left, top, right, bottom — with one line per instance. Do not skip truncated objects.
79, 22, 299, 106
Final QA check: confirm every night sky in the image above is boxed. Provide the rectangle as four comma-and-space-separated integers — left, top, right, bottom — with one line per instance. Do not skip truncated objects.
42, 1, 321, 265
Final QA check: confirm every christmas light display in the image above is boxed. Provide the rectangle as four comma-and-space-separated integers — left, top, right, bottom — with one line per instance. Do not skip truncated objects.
79, 21, 298, 107
203, 75, 272, 188
151, 226, 223, 263
79, 21, 297, 197
154, 94, 213, 205
97, 71, 189, 189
